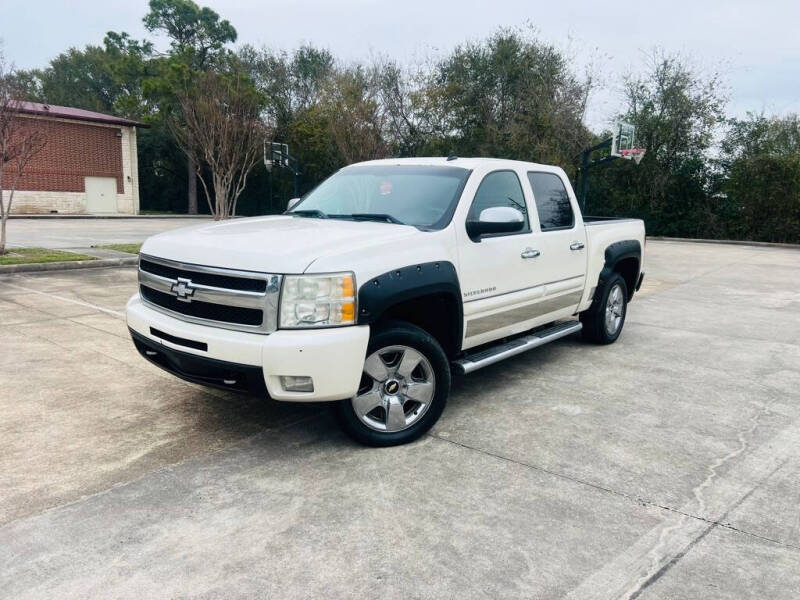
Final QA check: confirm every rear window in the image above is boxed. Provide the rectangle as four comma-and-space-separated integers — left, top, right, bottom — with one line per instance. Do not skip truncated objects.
528, 172, 574, 231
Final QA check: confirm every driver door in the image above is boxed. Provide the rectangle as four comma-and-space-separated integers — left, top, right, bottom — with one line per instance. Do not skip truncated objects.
456, 169, 544, 349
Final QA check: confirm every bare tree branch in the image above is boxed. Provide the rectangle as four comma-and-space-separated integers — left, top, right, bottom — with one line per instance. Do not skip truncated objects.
167, 70, 267, 219
1, 52, 47, 254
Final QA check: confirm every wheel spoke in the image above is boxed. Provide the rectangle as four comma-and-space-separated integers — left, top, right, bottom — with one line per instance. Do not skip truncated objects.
352, 388, 383, 418
606, 310, 615, 331
405, 380, 434, 403
385, 399, 407, 431
363, 353, 389, 382
395, 348, 423, 378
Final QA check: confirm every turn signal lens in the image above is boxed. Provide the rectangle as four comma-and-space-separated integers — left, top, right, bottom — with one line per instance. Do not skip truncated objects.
341, 275, 354, 299
341, 301, 355, 322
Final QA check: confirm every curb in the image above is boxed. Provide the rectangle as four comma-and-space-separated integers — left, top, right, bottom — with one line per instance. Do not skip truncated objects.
648, 236, 800, 250
0, 256, 138, 275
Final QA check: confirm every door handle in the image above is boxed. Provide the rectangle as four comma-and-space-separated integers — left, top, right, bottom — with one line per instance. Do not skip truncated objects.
570, 241, 585, 251
521, 248, 540, 259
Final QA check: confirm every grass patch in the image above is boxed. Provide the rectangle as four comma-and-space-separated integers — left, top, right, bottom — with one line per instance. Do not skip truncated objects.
94, 243, 142, 254
0, 247, 97, 266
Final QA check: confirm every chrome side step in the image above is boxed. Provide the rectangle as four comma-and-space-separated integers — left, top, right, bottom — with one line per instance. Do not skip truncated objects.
452, 321, 582, 375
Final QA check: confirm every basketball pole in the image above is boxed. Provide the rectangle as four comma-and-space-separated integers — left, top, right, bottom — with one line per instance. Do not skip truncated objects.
265, 141, 302, 204
578, 137, 617, 213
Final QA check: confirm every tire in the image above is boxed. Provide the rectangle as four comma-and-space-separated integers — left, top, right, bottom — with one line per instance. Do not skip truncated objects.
334, 320, 450, 447
580, 272, 628, 344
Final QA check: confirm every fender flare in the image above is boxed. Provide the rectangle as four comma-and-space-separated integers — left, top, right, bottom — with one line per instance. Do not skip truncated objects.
596, 240, 642, 302
357, 261, 463, 352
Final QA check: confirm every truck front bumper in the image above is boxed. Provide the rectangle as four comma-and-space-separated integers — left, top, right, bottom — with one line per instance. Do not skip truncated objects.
126, 293, 370, 402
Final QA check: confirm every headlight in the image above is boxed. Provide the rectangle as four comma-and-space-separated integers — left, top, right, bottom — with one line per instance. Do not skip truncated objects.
279, 272, 356, 328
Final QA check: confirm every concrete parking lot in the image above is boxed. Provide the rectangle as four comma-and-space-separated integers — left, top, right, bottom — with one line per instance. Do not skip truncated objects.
1, 240, 799, 599
5, 216, 210, 249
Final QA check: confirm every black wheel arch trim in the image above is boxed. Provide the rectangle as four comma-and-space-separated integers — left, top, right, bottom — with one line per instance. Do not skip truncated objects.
596, 239, 642, 303
357, 261, 463, 354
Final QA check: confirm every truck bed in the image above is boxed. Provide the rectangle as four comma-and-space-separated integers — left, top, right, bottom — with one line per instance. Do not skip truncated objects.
583, 215, 642, 225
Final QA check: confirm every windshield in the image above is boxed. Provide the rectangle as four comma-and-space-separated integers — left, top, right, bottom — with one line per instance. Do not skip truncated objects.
289, 165, 471, 229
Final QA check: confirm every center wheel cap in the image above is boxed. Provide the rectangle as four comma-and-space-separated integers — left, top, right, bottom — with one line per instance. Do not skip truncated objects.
384, 379, 401, 395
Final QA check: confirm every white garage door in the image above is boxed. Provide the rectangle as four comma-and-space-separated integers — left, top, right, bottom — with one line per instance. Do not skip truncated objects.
85, 176, 119, 213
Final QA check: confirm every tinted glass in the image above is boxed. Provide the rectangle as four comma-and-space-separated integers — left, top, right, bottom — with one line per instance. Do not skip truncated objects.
468, 171, 529, 230
528, 172, 574, 230
292, 165, 470, 229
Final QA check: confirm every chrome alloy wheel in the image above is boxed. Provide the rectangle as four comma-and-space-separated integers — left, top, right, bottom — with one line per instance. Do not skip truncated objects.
351, 345, 436, 433
605, 283, 625, 335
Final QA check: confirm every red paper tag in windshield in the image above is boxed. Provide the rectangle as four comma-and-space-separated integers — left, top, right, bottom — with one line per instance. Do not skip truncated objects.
380, 181, 393, 195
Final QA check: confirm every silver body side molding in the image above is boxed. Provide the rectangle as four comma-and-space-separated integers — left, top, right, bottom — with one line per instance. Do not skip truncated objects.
452, 321, 583, 375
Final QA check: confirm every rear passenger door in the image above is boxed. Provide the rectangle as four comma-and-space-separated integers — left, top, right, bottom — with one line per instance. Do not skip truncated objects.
526, 171, 587, 312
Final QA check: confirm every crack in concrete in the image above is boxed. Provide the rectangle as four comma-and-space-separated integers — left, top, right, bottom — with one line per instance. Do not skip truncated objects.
427, 433, 800, 554
623, 397, 781, 598
627, 457, 787, 599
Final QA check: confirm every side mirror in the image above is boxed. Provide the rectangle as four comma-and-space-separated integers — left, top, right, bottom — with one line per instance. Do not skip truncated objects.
287, 197, 302, 211
466, 206, 525, 241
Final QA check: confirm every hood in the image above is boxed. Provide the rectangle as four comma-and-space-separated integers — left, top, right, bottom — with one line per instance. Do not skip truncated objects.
140, 215, 420, 273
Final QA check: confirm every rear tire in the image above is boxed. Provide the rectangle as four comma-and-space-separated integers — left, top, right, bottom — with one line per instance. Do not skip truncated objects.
580, 273, 628, 344
334, 320, 450, 447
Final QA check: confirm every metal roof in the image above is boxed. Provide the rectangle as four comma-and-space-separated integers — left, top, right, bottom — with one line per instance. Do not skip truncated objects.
14, 101, 148, 128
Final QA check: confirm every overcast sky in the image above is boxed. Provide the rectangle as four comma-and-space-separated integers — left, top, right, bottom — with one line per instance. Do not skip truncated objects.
2, 0, 796, 131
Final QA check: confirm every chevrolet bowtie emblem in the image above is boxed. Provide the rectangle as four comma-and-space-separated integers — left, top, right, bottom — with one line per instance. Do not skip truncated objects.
171, 277, 196, 302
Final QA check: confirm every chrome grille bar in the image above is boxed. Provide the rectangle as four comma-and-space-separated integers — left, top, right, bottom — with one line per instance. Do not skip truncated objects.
138, 254, 281, 334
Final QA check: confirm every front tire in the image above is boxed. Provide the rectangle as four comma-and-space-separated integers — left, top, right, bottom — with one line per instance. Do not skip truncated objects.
580, 273, 628, 344
334, 321, 450, 447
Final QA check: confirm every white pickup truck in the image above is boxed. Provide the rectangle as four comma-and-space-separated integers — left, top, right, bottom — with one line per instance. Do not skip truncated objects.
127, 157, 645, 446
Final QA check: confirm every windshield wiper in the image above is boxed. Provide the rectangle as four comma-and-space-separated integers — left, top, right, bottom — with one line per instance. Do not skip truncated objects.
345, 213, 406, 225
289, 209, 328, 219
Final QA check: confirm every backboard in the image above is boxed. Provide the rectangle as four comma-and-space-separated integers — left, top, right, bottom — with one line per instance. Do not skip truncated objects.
611, 122, 645, 164
264, 141, 290, 172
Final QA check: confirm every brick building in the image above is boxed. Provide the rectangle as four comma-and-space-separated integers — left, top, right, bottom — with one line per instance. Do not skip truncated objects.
4, 102, 146, 214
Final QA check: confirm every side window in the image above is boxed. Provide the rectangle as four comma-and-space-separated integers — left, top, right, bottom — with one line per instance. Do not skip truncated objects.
527, 172, 574, 231
467, 170, 529, 233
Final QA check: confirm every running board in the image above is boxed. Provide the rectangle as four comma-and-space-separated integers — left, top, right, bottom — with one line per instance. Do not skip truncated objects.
452, 321, 582, 375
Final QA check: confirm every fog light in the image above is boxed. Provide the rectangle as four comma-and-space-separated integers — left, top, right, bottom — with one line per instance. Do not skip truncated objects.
280, 376, 314, 392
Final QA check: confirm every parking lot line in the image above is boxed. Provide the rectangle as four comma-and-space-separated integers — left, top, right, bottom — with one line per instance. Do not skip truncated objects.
2, 281, 124, 318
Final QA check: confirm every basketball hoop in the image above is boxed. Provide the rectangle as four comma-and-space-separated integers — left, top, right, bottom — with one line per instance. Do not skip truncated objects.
620, 148, 646, 165
611, 122, 646, 164
578, 121, 646, 211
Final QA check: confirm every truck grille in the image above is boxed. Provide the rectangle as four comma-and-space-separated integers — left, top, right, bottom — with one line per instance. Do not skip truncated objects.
138, 254, 281, 334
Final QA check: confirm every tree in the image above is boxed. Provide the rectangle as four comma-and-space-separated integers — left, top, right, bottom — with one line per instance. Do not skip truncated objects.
240, 45, 344, 203
718, 112, 800, 243
168, 69, 266, 219
414, 29, 593, 174
11, 33, 153, 118
721, 112, 800, 164
144, 0, 238, 214
0, 55, 46, 254
322, 65, 388, 164
588, 52, 727, 237
144, 0, 236, 70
